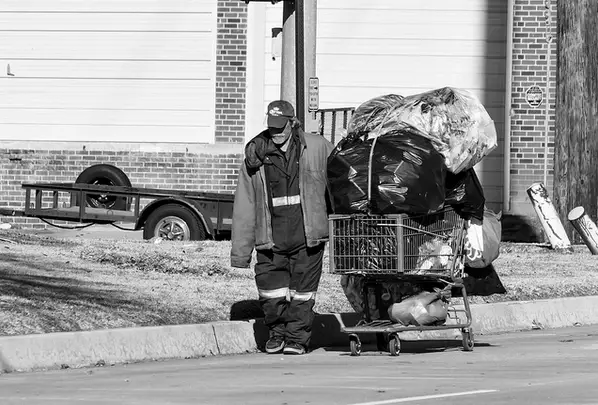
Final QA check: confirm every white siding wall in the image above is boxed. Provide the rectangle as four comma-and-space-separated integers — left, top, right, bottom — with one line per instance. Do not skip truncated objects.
0, 0, 217, 144
252, 0, 507, 210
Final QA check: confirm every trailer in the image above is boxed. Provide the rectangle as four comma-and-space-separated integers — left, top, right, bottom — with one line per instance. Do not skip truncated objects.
0, 165, 234, 241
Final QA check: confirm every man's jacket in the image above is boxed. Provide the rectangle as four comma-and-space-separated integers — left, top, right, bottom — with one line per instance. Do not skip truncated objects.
231, 130, 334, 268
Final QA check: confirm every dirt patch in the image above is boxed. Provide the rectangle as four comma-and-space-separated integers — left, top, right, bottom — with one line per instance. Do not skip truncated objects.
1, 229, 597, 336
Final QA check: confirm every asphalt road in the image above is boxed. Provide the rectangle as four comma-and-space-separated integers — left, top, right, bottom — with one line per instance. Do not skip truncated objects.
1, 325, 597, 405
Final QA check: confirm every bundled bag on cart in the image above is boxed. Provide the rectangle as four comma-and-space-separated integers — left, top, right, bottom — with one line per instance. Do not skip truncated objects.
387, 286, 451, 326
327, 126, 447, 215
341, 266, 506, 322
340, 275, 425, 320
346, 87, 498, 174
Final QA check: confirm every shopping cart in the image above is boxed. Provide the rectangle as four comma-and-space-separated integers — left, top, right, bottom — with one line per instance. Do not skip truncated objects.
328, 207, 474, 356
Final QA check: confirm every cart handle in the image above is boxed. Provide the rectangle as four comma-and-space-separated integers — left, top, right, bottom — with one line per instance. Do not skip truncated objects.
377, 223, 452, 239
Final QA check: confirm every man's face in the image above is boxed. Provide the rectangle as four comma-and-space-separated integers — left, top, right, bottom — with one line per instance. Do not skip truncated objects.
268, 121, 292, 145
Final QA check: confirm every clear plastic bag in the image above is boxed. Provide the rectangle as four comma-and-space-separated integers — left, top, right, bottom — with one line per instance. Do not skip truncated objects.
347, 93, 405, 136
347, 87, 498, 174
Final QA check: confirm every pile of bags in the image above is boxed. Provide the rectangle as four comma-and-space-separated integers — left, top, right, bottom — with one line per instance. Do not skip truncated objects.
330, 87, 505, 325
328, 87, 497, 217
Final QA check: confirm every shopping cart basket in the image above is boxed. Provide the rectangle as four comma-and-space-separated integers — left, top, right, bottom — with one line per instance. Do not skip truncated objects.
328, 207, 474, 356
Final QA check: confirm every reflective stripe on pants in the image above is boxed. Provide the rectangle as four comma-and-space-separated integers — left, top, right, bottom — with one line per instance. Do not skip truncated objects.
258, 287, 289, 299
289, 290, 317, 301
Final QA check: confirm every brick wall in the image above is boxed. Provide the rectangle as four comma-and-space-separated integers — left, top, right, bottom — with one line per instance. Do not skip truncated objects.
0, 146, 243, 229
215, 1, 248, 143
508, 0, 557, 215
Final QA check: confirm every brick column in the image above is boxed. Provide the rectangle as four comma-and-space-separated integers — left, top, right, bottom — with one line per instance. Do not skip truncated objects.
508, 0, 557, 214
215, 1, 248, 144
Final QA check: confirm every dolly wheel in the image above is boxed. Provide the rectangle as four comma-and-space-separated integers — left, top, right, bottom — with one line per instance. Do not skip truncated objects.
388, 334, 401, 356
462, 328, 474, 352
349, 335, 362, 357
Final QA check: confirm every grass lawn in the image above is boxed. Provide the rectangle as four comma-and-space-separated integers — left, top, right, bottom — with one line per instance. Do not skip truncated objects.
1, 229, 597, 337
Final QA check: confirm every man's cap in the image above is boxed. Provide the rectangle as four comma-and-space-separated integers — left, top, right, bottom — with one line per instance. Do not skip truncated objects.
267, 100, 295, 128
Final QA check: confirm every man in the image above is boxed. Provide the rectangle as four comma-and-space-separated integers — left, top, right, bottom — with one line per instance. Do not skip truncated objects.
231, 100, 334, 355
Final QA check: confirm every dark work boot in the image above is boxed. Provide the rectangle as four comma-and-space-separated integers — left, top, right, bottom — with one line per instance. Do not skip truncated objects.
265, 336, 285, 354
283, 341, 306, 355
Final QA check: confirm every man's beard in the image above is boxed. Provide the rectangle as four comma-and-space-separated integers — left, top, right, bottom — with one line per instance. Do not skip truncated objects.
271, 133, 290, 145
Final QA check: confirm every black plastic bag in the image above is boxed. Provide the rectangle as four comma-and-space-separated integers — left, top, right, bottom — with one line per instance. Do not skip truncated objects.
445, 168, 485, 221
327, 126, 447, 215
462, 264, 507, 296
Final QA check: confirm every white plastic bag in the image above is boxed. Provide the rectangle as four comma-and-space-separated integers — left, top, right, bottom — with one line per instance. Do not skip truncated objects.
465, 208, 501, 268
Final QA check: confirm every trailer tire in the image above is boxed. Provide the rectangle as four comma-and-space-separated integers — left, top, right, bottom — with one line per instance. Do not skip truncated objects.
75, 164, 132, 210
143, 204, 206, 241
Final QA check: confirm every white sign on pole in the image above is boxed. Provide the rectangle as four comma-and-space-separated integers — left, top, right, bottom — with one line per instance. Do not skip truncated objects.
308, 77, 319, 112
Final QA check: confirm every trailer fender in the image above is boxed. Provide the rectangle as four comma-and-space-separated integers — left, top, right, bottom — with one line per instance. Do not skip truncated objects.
136, 198, 214, 237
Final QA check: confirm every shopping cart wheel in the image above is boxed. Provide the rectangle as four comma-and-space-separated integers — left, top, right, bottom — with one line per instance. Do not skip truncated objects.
349, 334, 362, 356
461, 328, 474, 351
388, 334, 401, 356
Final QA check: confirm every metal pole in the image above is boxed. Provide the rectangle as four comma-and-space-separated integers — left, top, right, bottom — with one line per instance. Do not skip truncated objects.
295, 0, 305, 126
281, 1, 296, 104
303, 0, 317, 133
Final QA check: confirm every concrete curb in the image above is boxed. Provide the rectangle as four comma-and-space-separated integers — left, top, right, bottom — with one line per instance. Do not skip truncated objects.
2, 296, 598, 373
471, 296, 598, 334
0, 322, 256, 373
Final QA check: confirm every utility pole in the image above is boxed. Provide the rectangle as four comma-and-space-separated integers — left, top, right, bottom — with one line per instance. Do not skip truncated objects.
281, 0, 317, 132
554, 0, 598, 240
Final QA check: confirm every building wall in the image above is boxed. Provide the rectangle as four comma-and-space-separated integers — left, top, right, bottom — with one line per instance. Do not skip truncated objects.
0, 0, 249, 230
215, 1, 249, 143
508, 0, 557, 215
0, 1, 219, 144
0, 0, 250, 145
